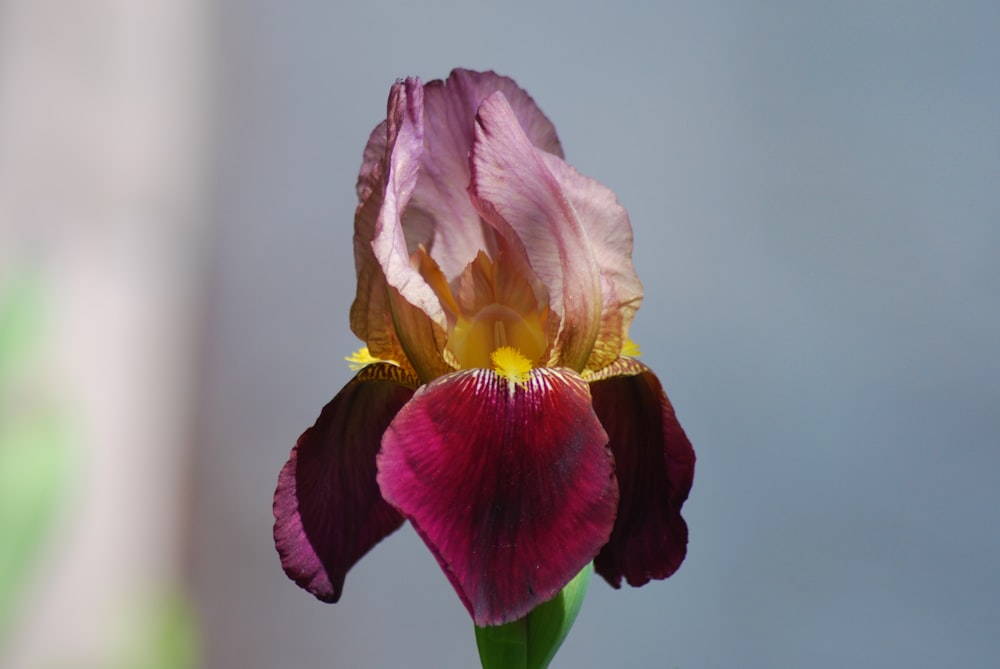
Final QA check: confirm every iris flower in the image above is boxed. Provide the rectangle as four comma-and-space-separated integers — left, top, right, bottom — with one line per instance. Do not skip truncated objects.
273, 69, 695, 627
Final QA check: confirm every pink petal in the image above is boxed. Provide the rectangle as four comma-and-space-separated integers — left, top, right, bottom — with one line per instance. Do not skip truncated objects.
588, 358, 696, 588
351, 154, 416, 376
539, 154, 643, 372
353, 73, 568, 380
413, 69, 565, 281
469, 92, 603, 372
353, 78, 452, 382
377, 367, 619, 626
273, 364, 416, 602
445, 70, 564, 159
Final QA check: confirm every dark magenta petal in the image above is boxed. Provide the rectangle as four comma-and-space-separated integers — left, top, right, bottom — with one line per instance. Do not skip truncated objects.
377, 368, 619, 626
273, 364, 416, 602
589, 358, 696, 588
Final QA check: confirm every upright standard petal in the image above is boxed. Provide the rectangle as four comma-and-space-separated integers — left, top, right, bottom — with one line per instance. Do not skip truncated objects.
377, 367, 619, 626
587, 358, 696, 588
353, 78, 452, 382
469, 92, 603, 372
273, 363, 417, 602
539, 154, 643, 372
351, 152, 415, 375
413, 69, 566, 281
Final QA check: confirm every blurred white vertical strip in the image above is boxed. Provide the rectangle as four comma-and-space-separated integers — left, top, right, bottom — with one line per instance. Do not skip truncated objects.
0, 0, 210, 666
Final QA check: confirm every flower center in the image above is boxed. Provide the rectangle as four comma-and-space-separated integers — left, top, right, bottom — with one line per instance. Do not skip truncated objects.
490, 346, 532, 386
449, 304, 547, 370
417, 245, 550, 372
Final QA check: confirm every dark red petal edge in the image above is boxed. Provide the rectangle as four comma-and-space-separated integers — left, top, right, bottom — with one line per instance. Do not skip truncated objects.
273, 363, 416, 602
377, 367, 619, 626
589, 358, 696, 588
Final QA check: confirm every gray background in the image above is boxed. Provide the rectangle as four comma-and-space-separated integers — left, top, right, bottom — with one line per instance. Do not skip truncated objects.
193, 2, 1000, 667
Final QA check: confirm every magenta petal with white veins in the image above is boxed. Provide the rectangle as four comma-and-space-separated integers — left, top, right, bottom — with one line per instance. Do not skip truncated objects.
377, 367, 619, 626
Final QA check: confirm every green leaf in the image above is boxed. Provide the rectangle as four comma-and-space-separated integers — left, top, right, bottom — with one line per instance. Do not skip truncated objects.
0, 273, 42, 386
475, 564, 593, 669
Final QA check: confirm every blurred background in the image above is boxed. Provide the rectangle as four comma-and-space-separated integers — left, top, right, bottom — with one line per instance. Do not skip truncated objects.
2, 1, 998, 667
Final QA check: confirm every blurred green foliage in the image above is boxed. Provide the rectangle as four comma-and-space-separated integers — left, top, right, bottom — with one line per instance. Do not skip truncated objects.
0, 273, 74, 644
102, 588, 201, 669
0, 273, 201, 668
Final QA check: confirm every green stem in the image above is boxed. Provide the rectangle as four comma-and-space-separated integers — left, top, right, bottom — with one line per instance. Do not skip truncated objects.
475, 617, 529, 669
475, 564, 593, 669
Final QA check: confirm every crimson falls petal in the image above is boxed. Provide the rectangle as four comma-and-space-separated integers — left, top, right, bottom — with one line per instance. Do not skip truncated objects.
378, 367, 618, 626
273, 68, 695, 627
273, 363, 415, 602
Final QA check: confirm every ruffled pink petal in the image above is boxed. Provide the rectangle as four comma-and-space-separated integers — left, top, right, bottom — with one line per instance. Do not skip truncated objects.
353, 73, 569, 380
445, 70, 564, 159
539, 154, 643, 372
469, 92, 603, 372
412, 69, 565, 281
377, 367, 619, 626
351, 157, 415, 375
351, 91, 415, 374
588, 358, 696, 588
273, 364, 416, 602
353, 78, 452, 382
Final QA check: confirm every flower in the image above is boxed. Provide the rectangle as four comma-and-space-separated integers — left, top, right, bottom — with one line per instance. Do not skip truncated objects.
273, 69, 695, 627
